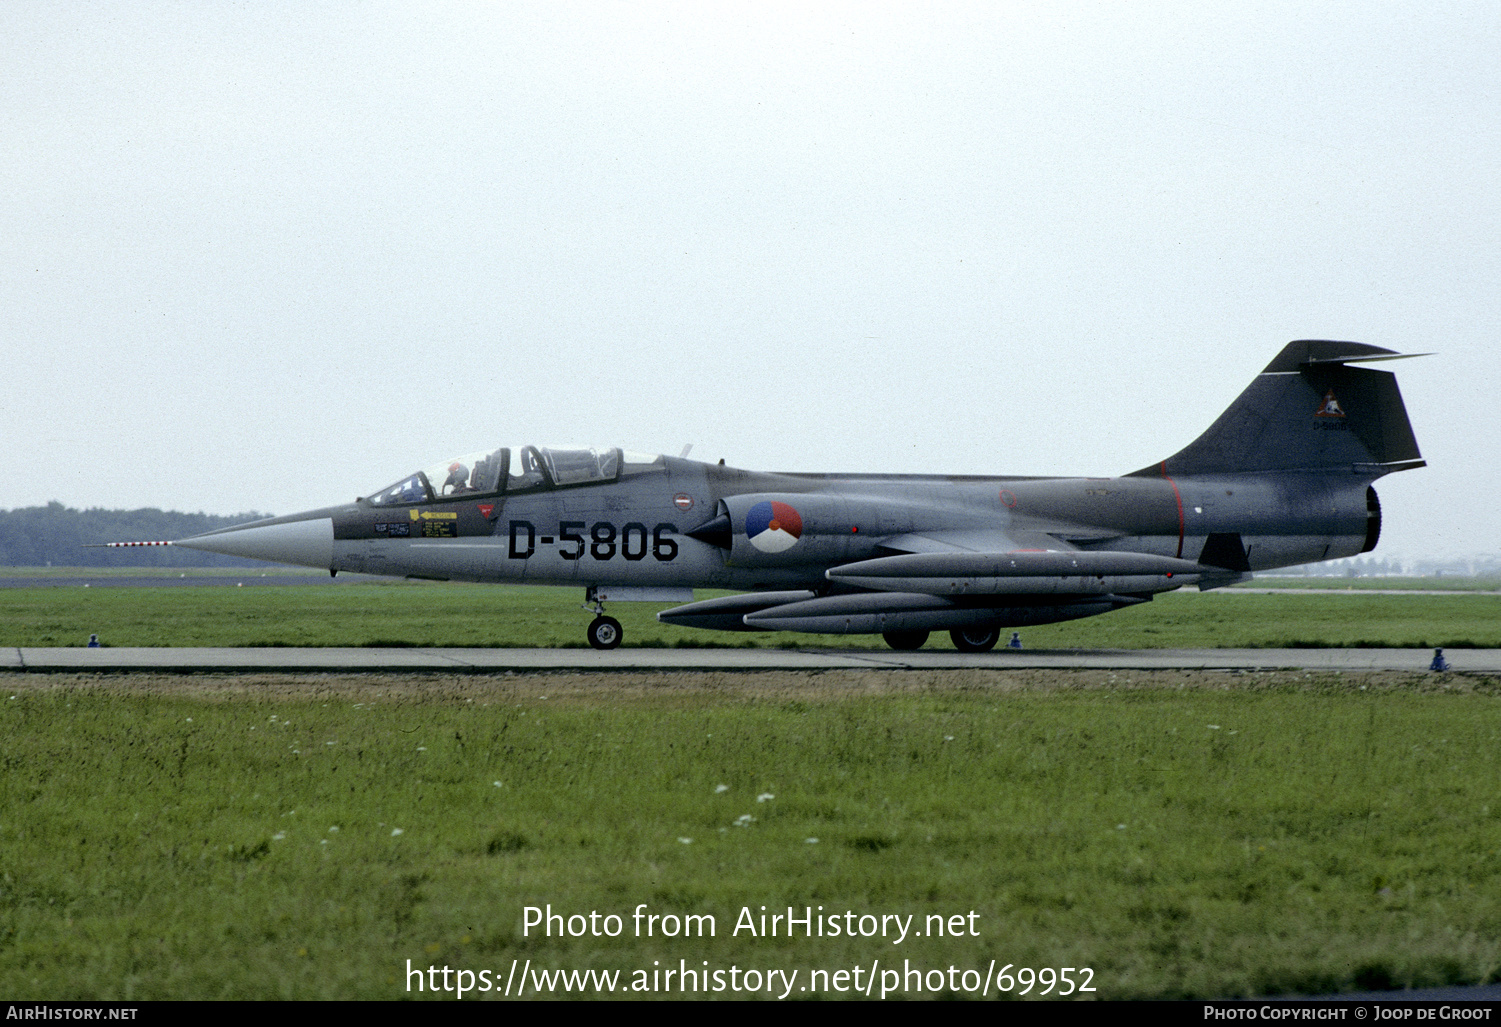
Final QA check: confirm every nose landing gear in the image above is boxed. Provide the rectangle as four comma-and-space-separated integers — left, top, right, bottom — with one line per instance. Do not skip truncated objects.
583, 587, 623, 650
587, 616, 623, 650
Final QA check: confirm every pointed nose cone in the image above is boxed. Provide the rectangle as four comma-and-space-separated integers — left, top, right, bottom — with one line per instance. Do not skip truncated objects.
176, 517, 334, 570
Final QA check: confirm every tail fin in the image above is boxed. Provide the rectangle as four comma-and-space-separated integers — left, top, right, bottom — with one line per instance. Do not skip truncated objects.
1130, 340, 1426, 478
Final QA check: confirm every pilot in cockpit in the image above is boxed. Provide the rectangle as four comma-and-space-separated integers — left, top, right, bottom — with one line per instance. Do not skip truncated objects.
442, 461, 472, 494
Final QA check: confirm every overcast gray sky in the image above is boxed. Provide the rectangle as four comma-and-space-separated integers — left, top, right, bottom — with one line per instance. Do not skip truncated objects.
3, 2, 1497, 561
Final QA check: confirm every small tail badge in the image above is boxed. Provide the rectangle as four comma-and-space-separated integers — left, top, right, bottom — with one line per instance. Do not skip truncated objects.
1315, 389, 1346, 418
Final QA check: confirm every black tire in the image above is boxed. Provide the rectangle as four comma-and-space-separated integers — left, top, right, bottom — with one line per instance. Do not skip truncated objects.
587, 616, 623, 650
882, 630, 929, 651
950, 626, 1000, 653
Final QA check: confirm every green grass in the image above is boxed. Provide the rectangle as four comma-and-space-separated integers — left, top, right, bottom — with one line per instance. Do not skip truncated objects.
3, 581, 1499, 649
3, 673, 1500, 999
1236, 576, 1501, 592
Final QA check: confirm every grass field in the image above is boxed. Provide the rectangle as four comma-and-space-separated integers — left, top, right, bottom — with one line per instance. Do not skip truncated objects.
2, 579, 1499, 649
3, 670, 1500, 1000
1238, 576, 1501, 592
4, 575, 1498, 1000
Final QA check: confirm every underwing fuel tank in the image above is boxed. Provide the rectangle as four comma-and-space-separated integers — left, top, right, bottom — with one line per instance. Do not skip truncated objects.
741, 591, 1145, 634
655, 590, 816, 632
826, 550, 1204, 596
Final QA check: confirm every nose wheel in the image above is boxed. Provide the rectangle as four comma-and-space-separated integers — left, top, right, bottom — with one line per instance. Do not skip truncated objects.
587, 615, 623, 650
583, 587, 624, 649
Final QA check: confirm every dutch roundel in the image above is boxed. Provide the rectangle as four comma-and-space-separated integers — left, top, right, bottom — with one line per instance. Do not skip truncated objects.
745, 500, 803, 553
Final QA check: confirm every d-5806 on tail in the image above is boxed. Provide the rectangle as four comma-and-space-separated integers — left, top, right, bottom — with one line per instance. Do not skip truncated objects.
114, 340, 1425, 650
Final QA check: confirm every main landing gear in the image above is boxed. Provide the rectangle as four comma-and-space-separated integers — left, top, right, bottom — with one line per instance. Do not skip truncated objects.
583, 587, 623, 650
950, 626, 1001, 653
882, 627, 1005, 652
882, 630, 929, 651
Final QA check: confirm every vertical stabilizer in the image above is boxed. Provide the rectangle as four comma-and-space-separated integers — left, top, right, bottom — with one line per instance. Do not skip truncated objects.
1130, 340, 1425, 477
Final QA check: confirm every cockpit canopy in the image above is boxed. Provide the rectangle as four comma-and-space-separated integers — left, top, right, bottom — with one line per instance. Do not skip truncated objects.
365, 446, 665, 506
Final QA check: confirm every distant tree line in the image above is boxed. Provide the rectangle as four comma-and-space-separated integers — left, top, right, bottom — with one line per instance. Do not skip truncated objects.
1267, 554, 1501, 578
0, 502, 276, 568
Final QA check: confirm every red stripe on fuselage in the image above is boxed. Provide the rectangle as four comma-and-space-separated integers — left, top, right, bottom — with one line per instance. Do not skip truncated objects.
1160, 461, 1185, 559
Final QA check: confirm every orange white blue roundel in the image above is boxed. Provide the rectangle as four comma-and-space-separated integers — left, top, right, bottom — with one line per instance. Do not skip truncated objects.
746, 500, 803, 553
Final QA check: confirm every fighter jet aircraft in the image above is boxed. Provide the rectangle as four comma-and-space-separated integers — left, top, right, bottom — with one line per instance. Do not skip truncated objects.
110, 340, 1424, 650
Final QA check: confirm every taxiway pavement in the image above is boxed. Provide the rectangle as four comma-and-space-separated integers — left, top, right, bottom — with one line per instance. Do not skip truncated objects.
7, 647, 1497, 673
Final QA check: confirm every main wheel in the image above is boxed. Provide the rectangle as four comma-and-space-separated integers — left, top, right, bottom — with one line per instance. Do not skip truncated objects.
882, 630, 929, 651
587, 616, 623, 650
950, 626, 1000, 653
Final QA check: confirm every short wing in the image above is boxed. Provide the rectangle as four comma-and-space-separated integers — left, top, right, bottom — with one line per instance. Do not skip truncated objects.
874, 528, 1080, 555
658, 529, 1205, 635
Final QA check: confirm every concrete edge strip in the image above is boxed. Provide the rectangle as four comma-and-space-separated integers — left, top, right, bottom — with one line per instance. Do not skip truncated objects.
6, 647, 1494, 674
